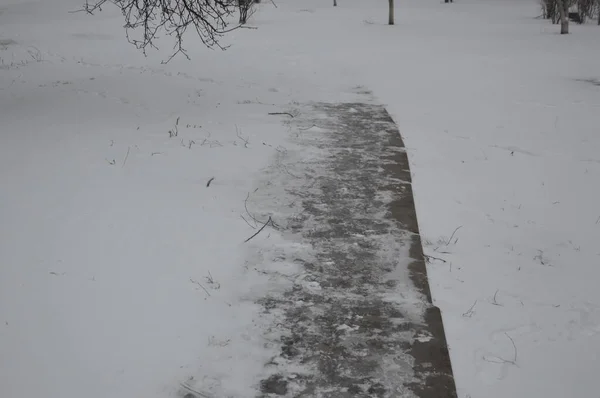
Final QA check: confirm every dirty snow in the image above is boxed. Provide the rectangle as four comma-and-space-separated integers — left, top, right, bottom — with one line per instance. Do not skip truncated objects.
2, 0, 600, 397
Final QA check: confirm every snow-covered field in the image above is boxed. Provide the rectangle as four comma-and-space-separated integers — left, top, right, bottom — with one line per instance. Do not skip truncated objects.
1, 0, 599, 397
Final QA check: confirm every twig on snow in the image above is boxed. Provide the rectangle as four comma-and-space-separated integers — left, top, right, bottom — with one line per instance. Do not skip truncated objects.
206, 177, 215, 187
244, 216, 272, 243
270, 0, 278, 7
506, 333, 518, 363
244, 192, 259, 226
122, 147, 131, 168
484, 333, 518, 365
190, 278, 211, 297
298, 124, 317, 131
462, 300, 477, 317
254, 97, 276, 106
236, 125, 249, 148
205, 271, 220, 289
180, 381, 212, 398
491, 289, 503, 307
240, 215, 256, 229
424, 253, 447, 263
268, 112, 294, 118
445, 226, 463, 246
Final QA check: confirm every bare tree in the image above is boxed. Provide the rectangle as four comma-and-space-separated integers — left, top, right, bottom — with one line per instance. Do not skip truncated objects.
238, 0, 255, 24
574, 0, 597, 22
388, 0, 394, 25
556, 0, 569, 33
541, 0, 557, 21
82, 0, 240, 61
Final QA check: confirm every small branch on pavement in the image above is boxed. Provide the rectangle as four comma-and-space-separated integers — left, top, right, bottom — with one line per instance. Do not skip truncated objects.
206, 177, 215, 187
244, 216, 272, 243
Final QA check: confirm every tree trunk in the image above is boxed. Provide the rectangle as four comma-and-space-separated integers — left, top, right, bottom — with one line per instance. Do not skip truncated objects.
333, 0, 337, 6
598, 0, 600, 24
388, 0, 394, 25
544, 0, 554, 20
555, 0, 569, 33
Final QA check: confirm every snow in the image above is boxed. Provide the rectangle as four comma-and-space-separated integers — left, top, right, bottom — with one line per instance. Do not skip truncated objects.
2, 0, 600, 397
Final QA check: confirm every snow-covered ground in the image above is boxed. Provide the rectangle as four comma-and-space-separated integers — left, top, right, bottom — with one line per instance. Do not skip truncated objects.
1, 0, 599, 397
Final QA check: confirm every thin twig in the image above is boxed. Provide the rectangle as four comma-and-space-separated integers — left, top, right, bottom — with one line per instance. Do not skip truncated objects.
424, 254, 447, 263
483, 333, 517, 365
205, 271, 220, 289
445, 226, 463, 246
122, 146, 131, 168
270, 0, 278, 7
462, 300, 477, 317
244, 216, 272, 243
298, 124, 317, 131
206, 177, 215, 187
180, 382, 212, 398
189, 278, 211, 297
240, 215, 256, 229
244, 192, 259, 226
491, 289, 503, 306
254, 97, 276, 106
506, 332, 517, 363
268, 112, 294, 117
236, 125, 249, 148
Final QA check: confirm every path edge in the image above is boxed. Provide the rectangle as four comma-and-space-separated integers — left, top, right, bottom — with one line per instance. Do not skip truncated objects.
381, 109, 458, 398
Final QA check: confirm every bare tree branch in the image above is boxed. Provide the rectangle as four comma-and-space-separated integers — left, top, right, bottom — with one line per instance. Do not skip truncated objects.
82, 0, 243, 60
